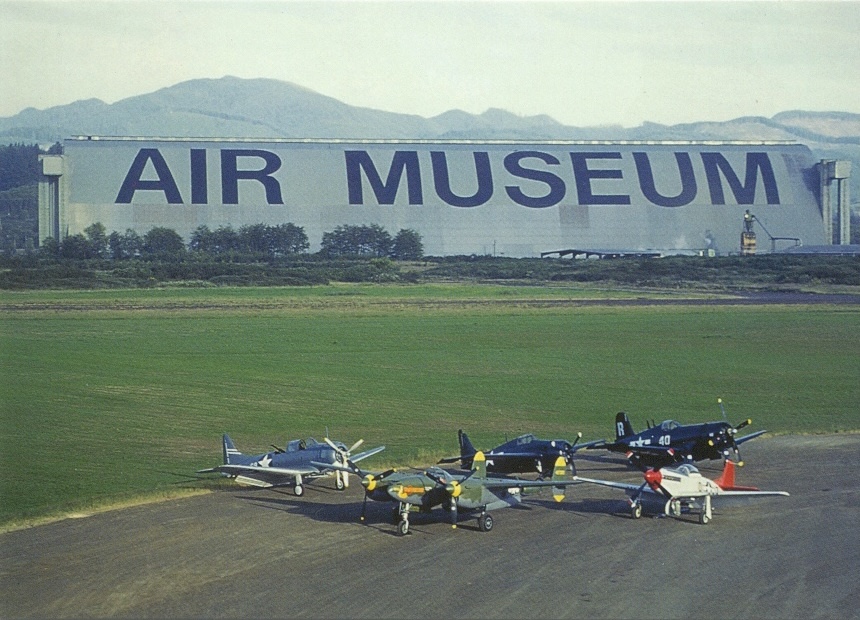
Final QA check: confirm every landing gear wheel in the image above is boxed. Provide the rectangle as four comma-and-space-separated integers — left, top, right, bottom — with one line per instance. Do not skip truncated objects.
478, 513, 494, 532
699, 511, 710, 525
294, 485, 304, 497
335, 477, 345, 491
669, 499, 682, 517
397, 519, 409, 536
631, 503, 642, 519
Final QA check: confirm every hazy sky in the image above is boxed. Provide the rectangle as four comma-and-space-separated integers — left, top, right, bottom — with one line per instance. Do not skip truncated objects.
2, 0, 858, 127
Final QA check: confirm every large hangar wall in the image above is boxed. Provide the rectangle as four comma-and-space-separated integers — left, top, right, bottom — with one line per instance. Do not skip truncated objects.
49, 137, 825, 256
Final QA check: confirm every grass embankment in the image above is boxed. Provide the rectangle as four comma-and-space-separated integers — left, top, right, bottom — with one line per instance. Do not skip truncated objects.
1, 283, 858, 530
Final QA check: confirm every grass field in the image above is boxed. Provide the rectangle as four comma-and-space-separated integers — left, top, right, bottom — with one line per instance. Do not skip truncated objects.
1, 283, 858, 529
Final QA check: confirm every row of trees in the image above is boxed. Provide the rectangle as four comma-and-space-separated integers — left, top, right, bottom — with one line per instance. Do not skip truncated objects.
320, 224, 423, 259
40, 222, 424, 261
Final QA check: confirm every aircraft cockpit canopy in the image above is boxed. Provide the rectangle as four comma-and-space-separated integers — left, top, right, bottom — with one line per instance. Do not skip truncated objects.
660, 420, 681, 431
675, 464, 700, 476
287, 439, 308, 451
516, 434, 536, 445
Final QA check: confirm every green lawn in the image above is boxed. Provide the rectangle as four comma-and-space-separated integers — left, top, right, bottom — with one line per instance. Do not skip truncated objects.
1, 284, 858, 528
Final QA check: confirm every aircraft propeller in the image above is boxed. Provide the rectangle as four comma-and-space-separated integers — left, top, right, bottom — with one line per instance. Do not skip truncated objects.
627, 452, 672, 499
716, 398, 751, 466
710, 420, 751, 467
324, 437, 366, 488
425, 468, 470, 528
357, 467, 397, 522
561, 432, 583, 473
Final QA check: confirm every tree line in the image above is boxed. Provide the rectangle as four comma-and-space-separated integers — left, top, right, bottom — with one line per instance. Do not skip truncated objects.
39, 222, 424, 261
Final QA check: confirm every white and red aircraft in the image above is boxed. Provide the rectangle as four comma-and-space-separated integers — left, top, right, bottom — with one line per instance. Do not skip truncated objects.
574, 459, 789, 524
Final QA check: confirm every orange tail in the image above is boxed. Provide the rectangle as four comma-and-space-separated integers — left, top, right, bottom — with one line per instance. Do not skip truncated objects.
714, 460, 759, 491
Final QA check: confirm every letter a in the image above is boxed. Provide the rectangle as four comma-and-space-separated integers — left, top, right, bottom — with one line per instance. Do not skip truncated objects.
116, 148, 183, 204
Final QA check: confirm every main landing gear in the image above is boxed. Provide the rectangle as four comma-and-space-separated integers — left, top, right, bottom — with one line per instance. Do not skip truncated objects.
630, 496, 713, 524
699, 495, 713, 525
478, 512, 494, 532
394, 502, 411, 536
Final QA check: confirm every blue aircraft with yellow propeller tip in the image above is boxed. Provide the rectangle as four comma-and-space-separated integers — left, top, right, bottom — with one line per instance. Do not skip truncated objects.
586, 398, 767, 469
438, 428, 601, 477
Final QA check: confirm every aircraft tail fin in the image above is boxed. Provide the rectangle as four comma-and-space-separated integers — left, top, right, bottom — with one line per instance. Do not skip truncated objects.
615, 411, 634, 440
459, 430, 477, 460
714, 459, 759, 491
222, 434, 241, 465
436, 430, 477, 466
551, 456, 570, 502
472, 451, 487, 480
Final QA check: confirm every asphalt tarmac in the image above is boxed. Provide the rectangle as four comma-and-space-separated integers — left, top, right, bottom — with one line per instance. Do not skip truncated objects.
1, 434, 858, 619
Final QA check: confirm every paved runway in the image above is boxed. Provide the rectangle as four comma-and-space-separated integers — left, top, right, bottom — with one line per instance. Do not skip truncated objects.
2, 434, 858, 619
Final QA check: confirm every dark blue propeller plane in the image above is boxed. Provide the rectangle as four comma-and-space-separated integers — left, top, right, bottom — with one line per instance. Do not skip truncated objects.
197, 434, 385, 496
586, 399, 767, 469
437, 429, 601, 477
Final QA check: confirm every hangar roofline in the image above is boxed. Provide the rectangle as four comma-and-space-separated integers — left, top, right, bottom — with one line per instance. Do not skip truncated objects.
67, 135, 799, 146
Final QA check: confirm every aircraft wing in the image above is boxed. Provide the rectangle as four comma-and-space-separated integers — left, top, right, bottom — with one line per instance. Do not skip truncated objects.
436, 455, 463, 464
571, 439, 606, 453
735, 430, 768, 445
584, 440, 609, 450
573, 476, 645, 493
350, 445, 385, 463
624, 445, 680, 456
204, 463, 321, 477
311, 460, 385, 478
479, 477, 580, 490
711, 489, 789, 507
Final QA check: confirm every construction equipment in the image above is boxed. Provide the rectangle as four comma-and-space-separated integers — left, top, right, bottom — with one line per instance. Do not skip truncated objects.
740, 210, 801, 254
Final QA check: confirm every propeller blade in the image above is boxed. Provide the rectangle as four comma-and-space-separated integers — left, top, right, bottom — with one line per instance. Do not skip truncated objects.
360, 492, 368, 522
347, 439, 364, 454
735, 418, 751, 431
729, 435, 743, 466
448, 496, 458, 527
459, 469, 477, 486
270, 444, 285, 454
425, 469, 444, 485
643, 468, 674, 497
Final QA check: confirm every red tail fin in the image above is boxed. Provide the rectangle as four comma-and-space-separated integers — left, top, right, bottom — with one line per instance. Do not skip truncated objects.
714, 460, 759, 491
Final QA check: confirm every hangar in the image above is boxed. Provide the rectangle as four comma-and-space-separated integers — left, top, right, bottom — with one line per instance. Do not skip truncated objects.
38, 137, 851, 257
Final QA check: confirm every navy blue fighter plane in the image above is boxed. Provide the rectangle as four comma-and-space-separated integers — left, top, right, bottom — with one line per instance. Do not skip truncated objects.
586, 399, 767, 469
438, 429, 600, 477
197, 434, 384, 496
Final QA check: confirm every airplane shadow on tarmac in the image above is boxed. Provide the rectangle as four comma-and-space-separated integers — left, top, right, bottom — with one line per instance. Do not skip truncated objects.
229, 485, 574, 535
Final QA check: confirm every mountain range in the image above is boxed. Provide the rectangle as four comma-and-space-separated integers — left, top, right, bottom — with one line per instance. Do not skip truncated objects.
2, 75, 858, 196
